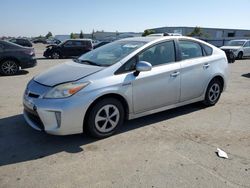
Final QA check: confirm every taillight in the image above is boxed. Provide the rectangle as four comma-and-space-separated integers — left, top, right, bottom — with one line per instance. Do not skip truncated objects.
24, 49, 35, 56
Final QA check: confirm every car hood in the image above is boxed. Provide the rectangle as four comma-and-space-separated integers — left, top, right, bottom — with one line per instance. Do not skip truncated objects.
220, 46, 241, 50
34, 60, 104, 86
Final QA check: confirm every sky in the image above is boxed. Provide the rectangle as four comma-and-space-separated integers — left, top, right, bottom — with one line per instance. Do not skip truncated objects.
1, 0, 250, 37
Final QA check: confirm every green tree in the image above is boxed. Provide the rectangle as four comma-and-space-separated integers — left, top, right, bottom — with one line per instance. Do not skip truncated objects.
142, 29, 154, 37
45, 31, 53, 39
79, 30, 84, 38
70, 33, 76, 39
188, 27, 204, 37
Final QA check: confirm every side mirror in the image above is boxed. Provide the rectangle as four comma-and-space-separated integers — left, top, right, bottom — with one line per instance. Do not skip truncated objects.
134, 61, 152, 76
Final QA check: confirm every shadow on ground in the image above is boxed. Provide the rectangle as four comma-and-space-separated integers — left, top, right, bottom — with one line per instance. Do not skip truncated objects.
0, 70, 29, 77
0, 103, 205, 166
242, 73, 250, 78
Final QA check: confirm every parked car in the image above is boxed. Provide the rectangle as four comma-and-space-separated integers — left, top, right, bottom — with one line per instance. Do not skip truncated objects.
221, 49, 235, 63
220, 39, 250, 59
147, 33, 182, 37
43, 39, 93, 59
33, 38, 47, 44
46, 38, 61, 45
23, 36, 228, 138
9, 38, 33, 47
0, 40, 36, 75
93, 41, 110, 49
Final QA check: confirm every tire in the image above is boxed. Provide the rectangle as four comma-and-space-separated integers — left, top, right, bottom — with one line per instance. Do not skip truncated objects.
203, 79, 222, 106
0, 59, 19, 76
237, 52, 243, 59
86, 98, 125, 138
51, 52, 60, 59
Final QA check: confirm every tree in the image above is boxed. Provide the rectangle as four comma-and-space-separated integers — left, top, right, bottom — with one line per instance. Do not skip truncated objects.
70, 33, 76, 39
91, 29, 95, 39
142, 29, 154, 37
45, 32, 53, 39
79, 30, 84, 38
188, 27, 204, 37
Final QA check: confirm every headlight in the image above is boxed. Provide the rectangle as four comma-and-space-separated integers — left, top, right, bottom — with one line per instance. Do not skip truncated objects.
44, 82, 90, 99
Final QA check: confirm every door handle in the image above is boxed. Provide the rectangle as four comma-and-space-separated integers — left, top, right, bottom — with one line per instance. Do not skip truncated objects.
170, 71, 180, 77
203, 63, 210, 69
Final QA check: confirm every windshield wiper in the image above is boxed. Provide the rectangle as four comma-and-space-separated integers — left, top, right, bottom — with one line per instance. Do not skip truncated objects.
78, 59, 102, 66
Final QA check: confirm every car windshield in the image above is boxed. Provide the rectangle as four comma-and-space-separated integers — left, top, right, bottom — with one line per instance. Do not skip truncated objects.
77, 40, 146, 66
228, 40, 246, 46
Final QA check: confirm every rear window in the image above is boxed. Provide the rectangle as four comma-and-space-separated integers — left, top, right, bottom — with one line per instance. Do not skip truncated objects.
179, 40, 203, 60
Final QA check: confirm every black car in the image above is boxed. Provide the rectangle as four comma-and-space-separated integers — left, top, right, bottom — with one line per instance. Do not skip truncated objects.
9, 38, 33, 47
33, 38, 47, 44
0, 40, 37, 75
221, 49, 235, 63
93, 41, 110, 49
43, 39, 93, 59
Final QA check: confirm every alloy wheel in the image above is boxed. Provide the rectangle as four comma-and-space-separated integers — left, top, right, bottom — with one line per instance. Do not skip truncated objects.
208, 83, 220, 102
52, 52, 60, 59
94, 104, 120, 133
1, 60, 18, 75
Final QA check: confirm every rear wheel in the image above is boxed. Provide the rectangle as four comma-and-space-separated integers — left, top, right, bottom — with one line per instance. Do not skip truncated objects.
0, 60, 19, 76
203, 79, 222, 106
86, 98, 125, 138
237, 51, 243, 59
51, 52, 60, 59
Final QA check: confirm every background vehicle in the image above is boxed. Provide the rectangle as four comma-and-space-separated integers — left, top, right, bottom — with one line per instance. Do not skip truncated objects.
23, 37, 228, 138
9, 38, 33, 47
220, 39, 250, 59
43, 39, 93, 59
221, 49, 235, 63
0, 40, 36, 75
147, 33, 182, 37
46, 38, 61, 45
93, 41, 110, 49
33, 38, 47, 44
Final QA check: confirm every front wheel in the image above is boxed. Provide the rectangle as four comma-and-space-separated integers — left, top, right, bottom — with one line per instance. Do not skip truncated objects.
86, 98, 125, 138
51, 52, 60, 59
203, 79, 222, 106
237, 52, 243, 59
0, 60, 19, 76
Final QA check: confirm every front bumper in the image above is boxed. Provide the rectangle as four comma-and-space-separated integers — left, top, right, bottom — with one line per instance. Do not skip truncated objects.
22, 80, 94, 135
20, 57, 37, 69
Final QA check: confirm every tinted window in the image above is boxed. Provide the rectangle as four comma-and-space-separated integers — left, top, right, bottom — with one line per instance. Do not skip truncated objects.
116, 57, 137, 74
73, 41, 83, 47
138, 41, 175, 66
179, 40, 203, 60
0, 44, 4, 51
64, 41, 74, 47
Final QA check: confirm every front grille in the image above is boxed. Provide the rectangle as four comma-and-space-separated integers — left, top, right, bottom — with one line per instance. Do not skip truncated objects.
24, 106, 44, 130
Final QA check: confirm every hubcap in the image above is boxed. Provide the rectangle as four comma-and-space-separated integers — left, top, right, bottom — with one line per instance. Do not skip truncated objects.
95, 104, 120, 133
208, 83, 220, 102
1, 61, 18, 75
52, 53, 59, 59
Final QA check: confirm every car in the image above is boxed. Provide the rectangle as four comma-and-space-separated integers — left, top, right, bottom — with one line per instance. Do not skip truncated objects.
93, 41, 110, 49
33, 38, 47, 44
147, 33, 182, 37
220, 39, 250, 59
0, 40, 36, 76
221, 49, 235, 63
43, 39, 93, 59
9, 38, 33, 47
23, 36, 228, 138
46, 38, 61, 45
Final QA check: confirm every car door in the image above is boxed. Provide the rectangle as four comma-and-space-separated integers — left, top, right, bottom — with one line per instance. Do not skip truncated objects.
61, 40, 75, 57
178, 40, 213, 102
243, 41, 250, 56
131, 40, 181, 113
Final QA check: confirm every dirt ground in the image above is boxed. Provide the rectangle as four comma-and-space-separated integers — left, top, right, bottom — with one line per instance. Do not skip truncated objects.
0, 44, 250, 188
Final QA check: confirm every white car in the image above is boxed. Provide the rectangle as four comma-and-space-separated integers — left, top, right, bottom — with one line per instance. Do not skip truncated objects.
220, 40, 250, 59
148, 33, 182, 37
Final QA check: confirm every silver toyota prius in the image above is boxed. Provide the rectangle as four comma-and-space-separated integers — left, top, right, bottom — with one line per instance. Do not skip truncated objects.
23, 36, 228, 138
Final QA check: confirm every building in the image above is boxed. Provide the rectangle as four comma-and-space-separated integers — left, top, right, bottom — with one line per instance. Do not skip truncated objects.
148, 26, 250, 46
